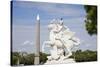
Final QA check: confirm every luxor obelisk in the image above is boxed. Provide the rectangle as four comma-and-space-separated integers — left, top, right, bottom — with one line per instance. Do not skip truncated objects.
34, 14, 40, 65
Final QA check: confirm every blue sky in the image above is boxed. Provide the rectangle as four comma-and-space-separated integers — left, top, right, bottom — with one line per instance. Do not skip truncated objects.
12, 1, 97, 53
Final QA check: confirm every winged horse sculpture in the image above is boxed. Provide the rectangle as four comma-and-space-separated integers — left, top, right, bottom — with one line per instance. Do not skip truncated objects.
42, 19, 80, 61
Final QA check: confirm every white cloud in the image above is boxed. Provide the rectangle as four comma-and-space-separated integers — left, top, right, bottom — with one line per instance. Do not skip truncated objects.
22, 40, 34, 46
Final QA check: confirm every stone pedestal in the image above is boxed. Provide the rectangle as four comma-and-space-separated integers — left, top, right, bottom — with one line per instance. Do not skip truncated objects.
44, 58, 75, 64
34, 56, 40, 65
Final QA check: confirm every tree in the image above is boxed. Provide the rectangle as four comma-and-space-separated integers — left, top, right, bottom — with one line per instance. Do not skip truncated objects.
12, 56, 19, 65
72, 50, 97, 62
40, 52, 48, 64
20, 54, 34, 65
11, 52, 21, 65
84, 5, 97, 35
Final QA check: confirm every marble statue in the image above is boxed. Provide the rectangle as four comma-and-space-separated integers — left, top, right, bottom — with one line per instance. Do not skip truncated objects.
42, 18, 80, 64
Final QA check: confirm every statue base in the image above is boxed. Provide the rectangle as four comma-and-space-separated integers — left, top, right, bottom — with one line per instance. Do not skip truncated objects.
44, 58, 76, 64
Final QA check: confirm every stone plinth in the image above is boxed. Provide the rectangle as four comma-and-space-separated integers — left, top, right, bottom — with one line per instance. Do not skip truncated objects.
44, 58, 75, 64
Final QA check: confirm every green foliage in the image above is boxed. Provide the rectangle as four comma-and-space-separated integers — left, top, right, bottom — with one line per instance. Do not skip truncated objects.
71, 50, 97, 62
11, 52, 21, 65
40, 52, 48, 64
84, 5, 97, 35
11, 52, 48, 65
11, 50, 97, 66
20, 54, 34, 65
12, 56, 19, 65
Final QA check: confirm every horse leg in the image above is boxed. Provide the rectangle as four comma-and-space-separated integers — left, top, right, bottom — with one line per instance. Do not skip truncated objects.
47, 56, 52, 61
57, 48, 65, 61
63, 41, 73, 60
64, 48, 72, 60
42, 41, 54, 52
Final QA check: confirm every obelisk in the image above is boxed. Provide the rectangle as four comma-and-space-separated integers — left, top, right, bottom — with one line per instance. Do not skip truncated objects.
34, 14, 40, 65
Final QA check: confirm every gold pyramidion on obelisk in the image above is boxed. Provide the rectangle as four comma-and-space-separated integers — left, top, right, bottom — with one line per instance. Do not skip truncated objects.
34, 14, 40, 65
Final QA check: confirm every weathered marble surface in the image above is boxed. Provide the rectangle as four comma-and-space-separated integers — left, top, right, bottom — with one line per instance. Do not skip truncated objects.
45, 58, 75, 64
42, 19, 80, 64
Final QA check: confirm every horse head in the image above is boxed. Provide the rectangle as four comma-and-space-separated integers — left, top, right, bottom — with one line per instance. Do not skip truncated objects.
48, 19, 58, 32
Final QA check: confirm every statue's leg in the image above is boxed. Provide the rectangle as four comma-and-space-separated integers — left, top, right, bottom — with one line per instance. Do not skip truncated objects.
51, 45, 59, 60
64, 48, 72, 59
47, 56, 52, 61
63, 40, 73, 59
42, 41, 47, 52
57, 48, 65, 61
42, 41, 54, 52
